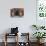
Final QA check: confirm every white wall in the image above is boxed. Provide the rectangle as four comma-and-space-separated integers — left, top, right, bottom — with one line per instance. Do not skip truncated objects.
0, 0, 36, 42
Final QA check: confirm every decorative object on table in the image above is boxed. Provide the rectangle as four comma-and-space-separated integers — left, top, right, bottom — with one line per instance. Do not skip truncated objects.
11, 27, 18, 34
10, 8, 24, 17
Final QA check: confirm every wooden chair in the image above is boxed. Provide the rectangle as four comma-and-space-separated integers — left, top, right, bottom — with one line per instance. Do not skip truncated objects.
4, 33, 18, 46
20, 33, 30, 46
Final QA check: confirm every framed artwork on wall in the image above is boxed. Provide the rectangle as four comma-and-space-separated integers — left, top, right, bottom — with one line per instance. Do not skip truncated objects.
10, 8, 24, 17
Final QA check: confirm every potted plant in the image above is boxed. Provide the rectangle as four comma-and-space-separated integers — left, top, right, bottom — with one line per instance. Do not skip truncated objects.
32, 25, 39, 30
33, 32, 46, 43
32, 24, 45, 30
40, 26, 45, 29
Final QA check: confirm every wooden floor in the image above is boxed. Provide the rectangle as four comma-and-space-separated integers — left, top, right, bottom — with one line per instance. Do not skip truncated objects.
0, 42, 46, 46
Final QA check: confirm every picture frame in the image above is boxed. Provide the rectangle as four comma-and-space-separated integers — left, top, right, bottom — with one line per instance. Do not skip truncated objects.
10, 8, 24, 17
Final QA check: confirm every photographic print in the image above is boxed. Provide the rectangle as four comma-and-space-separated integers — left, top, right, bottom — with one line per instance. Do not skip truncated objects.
10, 8, 24, 17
